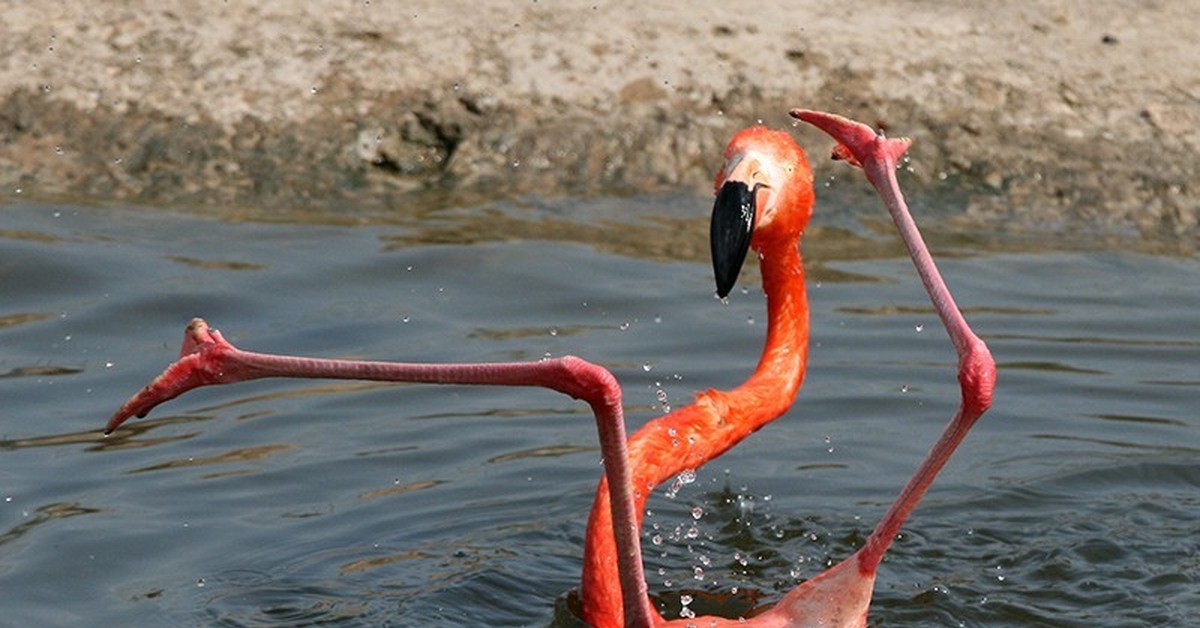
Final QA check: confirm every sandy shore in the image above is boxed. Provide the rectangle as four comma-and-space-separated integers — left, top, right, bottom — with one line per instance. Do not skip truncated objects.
2, 1, 1197, 236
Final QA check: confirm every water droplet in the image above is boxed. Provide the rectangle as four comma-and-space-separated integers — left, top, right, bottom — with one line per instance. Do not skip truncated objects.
618, 321, 630, 331
691, 506, 703, 520
310, 86, 318, 94
104, 361, 114, 368
548, 327, 558, 336
915, 324, 924, 333
641, 362, 653, 372
664, 469, 696, 498
692, 565, 704, 579
54, 145, 64, 156
196, 578, 206, 588
746, 315, 754, 325
651, 534, 663, 545
900, 384, 909, 393
401, 316, 410, 323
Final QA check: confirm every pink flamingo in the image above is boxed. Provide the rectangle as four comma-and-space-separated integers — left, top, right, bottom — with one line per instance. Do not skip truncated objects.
106, 110, 996, 627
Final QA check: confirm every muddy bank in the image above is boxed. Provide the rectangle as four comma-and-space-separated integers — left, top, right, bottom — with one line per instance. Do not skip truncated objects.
2, 1, 1197, 237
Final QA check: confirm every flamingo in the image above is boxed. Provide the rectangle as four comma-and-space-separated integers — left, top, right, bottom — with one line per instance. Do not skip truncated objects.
105, 110, 996, 627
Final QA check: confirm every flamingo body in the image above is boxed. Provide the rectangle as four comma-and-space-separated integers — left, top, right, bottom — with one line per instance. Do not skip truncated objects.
582, 126, 816, 627
104, 111, 995, 628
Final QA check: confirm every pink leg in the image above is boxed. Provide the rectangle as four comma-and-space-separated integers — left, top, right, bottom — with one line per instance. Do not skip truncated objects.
105, 318, 656, 627
790, 109, 997, 568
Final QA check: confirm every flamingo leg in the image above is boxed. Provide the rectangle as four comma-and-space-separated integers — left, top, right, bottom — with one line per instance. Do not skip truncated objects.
105, 318, 656, 627
790, 109, 997, 568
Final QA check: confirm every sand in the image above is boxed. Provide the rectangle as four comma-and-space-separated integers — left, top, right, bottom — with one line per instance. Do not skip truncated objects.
2, 1, 1197, 236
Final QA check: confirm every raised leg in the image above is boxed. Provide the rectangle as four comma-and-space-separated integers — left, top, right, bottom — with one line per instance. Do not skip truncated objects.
790, 109, 997, 568
105, 318, 656, 627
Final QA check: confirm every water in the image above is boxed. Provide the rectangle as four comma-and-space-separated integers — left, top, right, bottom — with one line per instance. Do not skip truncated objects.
1, 197, 1196, 627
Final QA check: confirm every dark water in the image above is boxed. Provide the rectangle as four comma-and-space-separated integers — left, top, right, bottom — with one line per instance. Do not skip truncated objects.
1, 196, 1196, 627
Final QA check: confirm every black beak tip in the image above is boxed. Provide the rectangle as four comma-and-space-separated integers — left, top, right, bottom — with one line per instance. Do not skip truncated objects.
714, 272, 736, 300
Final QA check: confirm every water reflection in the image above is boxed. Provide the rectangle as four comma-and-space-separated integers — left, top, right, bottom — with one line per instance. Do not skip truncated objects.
0, 502, 105, 550
128, 443, 296, 475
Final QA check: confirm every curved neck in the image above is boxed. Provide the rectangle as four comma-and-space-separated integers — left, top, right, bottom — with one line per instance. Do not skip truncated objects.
581, 235, 809, 627
747, 235, 810, 403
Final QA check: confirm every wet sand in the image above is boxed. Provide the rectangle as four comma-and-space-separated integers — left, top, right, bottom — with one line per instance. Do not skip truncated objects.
2, 1, 1197, 236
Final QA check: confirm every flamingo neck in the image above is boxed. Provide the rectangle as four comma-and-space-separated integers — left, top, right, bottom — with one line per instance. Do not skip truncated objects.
747, 235, 810, 401
581, 234, 810, 628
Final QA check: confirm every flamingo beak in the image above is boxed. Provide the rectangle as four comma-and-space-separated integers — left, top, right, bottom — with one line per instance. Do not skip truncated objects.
712, 152, 771, 298
710, 179, 759, 298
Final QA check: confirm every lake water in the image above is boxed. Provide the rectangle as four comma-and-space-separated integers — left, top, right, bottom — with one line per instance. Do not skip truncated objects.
1, 192, 1196, 627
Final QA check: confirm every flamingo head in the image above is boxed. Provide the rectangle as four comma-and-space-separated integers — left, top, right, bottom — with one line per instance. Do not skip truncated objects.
710, 126, 814, 298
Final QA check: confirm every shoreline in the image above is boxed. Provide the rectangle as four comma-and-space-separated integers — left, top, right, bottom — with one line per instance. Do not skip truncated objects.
2, 1, 1197, 237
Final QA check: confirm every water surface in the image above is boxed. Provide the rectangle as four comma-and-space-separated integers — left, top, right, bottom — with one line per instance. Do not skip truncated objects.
1, 197, 1196, 626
